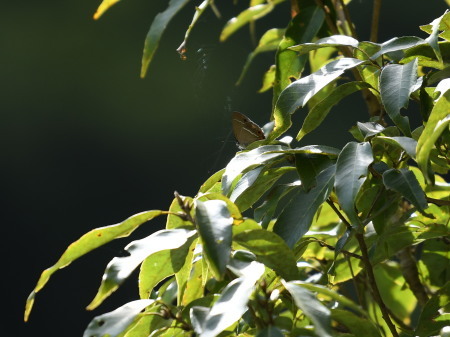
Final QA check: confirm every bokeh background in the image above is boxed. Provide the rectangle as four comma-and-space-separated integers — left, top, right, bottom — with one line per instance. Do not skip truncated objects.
2, 1, 447, 336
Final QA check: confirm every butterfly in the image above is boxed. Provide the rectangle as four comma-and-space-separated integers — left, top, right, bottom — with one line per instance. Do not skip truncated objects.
232, 111, 265, 149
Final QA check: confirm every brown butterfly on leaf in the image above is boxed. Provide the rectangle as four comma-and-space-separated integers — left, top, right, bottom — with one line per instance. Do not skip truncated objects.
232, 111, 265, 149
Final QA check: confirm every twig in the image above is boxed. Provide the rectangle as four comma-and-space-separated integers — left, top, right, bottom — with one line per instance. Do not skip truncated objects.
370, 0, 382, 42
337, 0, 358, 39
355, 233, 399, 337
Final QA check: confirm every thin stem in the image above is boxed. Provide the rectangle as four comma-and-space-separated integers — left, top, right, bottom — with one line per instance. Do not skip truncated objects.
326, 199, 352, 230
337, 0, 358, 39
370, 0, 382, 42
355, 233, 399, 337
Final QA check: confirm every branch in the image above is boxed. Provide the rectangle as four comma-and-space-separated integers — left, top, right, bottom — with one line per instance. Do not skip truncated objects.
370, 0, 382, 42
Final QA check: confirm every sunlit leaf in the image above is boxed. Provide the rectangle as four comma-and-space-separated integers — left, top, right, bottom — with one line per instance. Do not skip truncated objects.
199, 169, 225, 194
195, 200, 233, 279
24, 210, 164, 321
335, 142, 373, 226
93, 0, 121, 20
87, 229, 196, 310
259, 65, 276, 93
289, 35, 359, 55
295, 153, 333, 191
271, 58, 365, 141
331, 309, 382, 337
83, 300, 154, 337
379, 58, 420, 136
140, 0, 190, 78
424, 11, 448, 64
370, 36, 425, 60
373, 136, 417, 159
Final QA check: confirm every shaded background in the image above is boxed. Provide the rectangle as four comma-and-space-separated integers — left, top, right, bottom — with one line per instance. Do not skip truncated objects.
2, 1, 447, 336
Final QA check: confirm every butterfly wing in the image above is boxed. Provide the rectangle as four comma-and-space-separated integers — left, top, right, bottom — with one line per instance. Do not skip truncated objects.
232, 111, 265, 148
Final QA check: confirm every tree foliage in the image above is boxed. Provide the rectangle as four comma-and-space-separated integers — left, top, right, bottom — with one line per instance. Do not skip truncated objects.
25, 1, 450, 337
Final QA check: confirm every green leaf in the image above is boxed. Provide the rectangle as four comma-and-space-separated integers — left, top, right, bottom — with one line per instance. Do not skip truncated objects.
140, 0, 190, 78
422, 239, 450, 287
296, 81, 373, 141
271, 58, 365, 141
373, 136, 417, 159
256, 326, 284, 337
232, 166, 295, 212
24, 210, 164, 321
272, 6, 325, 106
416, 90, 450, 183
370, 36, 425, 60
220, 3, 274, 42
357, 122, 385, 139
273, 165, 335, 247
379, 58, 420, 136
382, 168, 428, 213
83, 300, 154, 337
424, 11, 448, 64
199, 169, 225, 194
87, 229, 196, 310
335, 142, 373, 226
295, 153, 333, 191
166, 196, 195, 230
331, 309, 382, 337
289, 35, 359, 55
222, 145, 288, 195
93, 0, 121, 20
402, 42, 450, 69
195, 200, 233, 279
284, 281, 332, 337
259, 65, 276, 93
234, 229, 299, 280
236, 28, 286, 86
193, 261, 265, 337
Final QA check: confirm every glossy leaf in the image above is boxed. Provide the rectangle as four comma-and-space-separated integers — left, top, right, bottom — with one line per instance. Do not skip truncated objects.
24, 210, 164, 321
271, 58, 365, 141
373, 136, 417, 159
236, 28, 285, 86
195, 200, 233, 279
370, 36, 425, 60
296, 81, 372, 141
416, 90, 450, 183
382, 168, 428, 212
274, 165, 335, 247
222, 145, 288, 195
379, 58, 420, 136
140, 0, 190, 78
87, 229, 196, 310
335, 142, 373, 226
295, 153, 333, 191
93, 0, 121, 19
424, 11, 447, 64
199, 169, 225, 194
234, 229, 299, 280
289, 35, 359, 55
83, 300, 154, 337
357, 122, 385, 139
194, 261, 265, 337
284, 281, 332, 337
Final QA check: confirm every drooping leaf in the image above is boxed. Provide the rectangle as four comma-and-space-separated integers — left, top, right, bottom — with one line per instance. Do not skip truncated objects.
195, 200, 233, 279
379, 58, 420, 136
284, 281, 332, 337
382, 168, 428, 213
24, 210, 164, 321
369, 36, 425, 60
289, 35, 359, 55
222, 145, 288, 195
273, 6, 325, 105
140, 0, 190, 78
83, 300, 154, 337
373, 136, 418, 159
220, 3, 275, 42
416, 90, 450, 183
87, 229, 196, 310
335, 142, 373, 226
296, 81, 373, 141
236, 28, 286, 86
274, 165, 335, 247
271, 58, 365, 141
234, 229, 299, 280
193, 261, 265, 337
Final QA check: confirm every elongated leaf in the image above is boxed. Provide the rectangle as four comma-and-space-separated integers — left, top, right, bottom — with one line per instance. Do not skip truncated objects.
194, 261, 265, 337
220, 4, 274, 42
24, 210, 164, 321
357, 122, 385, 139
199, 169, 225, 194
87, 229, 196, 310
284, 281, 332, 337
297, 81, 372, 141
271, 58, 365, 141
140, 0, 190, 78
274, 165, 335, 247
335, 142, 373, 226
195, 200, 233, 279
83, 299, 154, 337
370, 36, 425, 60
289, 35, 359, 55
425, 11, 447, 64
331, 309, 382, 337
273, 6, 325, 104
373, 136, 417, 159
93, 0, 121, 19
416, 90, 450, 183
234, 229, 299, 280
380, 58, 420, 136
232, 167, 295, 212
222, 145, 288, 195
256, 326, 284, 337
236, 28, 285, 86
295, 153, 333, 191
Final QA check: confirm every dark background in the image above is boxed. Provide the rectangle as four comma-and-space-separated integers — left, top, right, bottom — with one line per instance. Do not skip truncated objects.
2, 1, 447, 336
